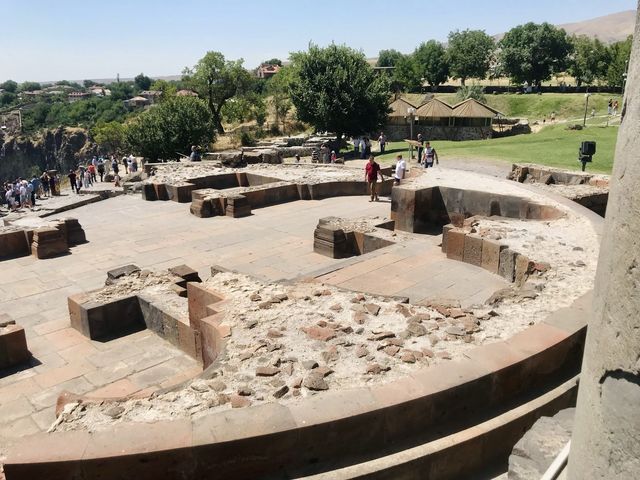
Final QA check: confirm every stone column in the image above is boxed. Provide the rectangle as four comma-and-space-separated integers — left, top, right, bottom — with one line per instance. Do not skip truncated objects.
568, 5, 640, 479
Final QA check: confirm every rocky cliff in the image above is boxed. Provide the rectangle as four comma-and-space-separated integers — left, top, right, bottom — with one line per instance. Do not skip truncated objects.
0, 127, 97, 180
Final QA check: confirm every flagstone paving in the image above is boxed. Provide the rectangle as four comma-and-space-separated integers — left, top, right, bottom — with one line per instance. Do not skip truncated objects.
0, 192, 504, 451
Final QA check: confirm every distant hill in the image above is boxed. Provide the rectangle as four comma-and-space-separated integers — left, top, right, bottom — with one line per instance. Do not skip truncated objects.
494, 10, 635, 44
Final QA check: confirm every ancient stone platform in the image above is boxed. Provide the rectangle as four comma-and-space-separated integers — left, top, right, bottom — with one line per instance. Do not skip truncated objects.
0, 218, 86, 261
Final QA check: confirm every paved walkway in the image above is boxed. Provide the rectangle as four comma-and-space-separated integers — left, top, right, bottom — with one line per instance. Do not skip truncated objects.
0, 192, 506, 451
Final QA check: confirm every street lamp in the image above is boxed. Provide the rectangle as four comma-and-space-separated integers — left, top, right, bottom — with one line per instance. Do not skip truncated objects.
583, 93, 591, 127
407, 107, 416, 160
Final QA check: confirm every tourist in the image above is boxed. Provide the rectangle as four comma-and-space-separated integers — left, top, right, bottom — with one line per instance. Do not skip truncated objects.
365, 155, 384, 202
41, 172, 50, 198
393, 155, 406, 185
417, 133, 424, 162
128, 154, 135, 172
608, 99, 613, 115
122, 156, 129, 174
189, 145, 202, 162
30, 175, 40, 206
330, 151, 337, 163
295, 154, 301, 163
353, 137, 360, 156
550, 111, 556, 122
422, 142, 438, 168
68, 169, 79, 194
360, 138, 368, 159
49, 174, 57, 196
111, 157, 120, 176
131, 157, 138, 172
311, 148, 320, 163
87, 163, 97, 184
613, 100, 619, 116
97, 158, 105, 182
378, 132, 387, 154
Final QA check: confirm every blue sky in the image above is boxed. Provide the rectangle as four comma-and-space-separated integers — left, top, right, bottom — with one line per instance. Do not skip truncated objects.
1, 0, 636, 83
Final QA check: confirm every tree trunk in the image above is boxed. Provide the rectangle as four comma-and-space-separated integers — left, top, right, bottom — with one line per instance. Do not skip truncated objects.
213, 105, 225, 134
461, 77, 466, 86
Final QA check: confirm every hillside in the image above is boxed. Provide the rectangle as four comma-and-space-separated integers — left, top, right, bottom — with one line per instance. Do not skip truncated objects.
558, 10, 635, 43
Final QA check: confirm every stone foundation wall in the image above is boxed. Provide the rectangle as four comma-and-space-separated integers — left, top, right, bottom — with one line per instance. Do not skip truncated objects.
384, 125, 494, 142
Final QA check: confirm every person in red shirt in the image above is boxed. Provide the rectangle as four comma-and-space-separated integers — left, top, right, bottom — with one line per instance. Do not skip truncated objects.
364, 155, 384, 202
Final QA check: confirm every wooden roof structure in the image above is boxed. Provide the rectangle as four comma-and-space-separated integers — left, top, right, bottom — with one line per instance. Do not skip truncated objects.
388, 98, 417, 117
451, 98, 502, 118
416, 98, 454, 118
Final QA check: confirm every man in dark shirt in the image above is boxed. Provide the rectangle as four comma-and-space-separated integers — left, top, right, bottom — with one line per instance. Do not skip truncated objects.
364, 155, 384, 202
68, 170, 79, 194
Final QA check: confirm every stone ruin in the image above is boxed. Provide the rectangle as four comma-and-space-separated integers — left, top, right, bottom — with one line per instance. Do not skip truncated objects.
0, 161, 606, 479
0, 217, 86, 260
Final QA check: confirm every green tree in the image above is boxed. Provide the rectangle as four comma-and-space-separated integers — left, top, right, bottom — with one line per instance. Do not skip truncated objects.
92, 121, 127, 155
289, 44, 390, 144
414, 40, 449, 88
263, 58, 283, 66
125, 96, 214, 161
376, 49, 404, 68
134, 73, 153, 91
19, 81, 42, 92
267, 66, 294, 132
447, 30, 494, 85
568, 36, 610, 86
606, 36, 633, 88
83, 79, 96, 88
150, 79, 178, 99
183, 51, 253, 134
107, 81, 134, 101
0, 92, 17, 106
0, 80, 18, 93
455, 85, 486, 103
499, 23, 573, 86
392, 54, 421, 92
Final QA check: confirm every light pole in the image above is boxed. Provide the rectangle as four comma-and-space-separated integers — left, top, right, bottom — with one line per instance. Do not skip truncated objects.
407, 107, 415, 160
583, 93, 591, 127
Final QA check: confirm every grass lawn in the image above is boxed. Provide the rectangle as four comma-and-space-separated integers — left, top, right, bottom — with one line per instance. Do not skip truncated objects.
374, 124, 618, 174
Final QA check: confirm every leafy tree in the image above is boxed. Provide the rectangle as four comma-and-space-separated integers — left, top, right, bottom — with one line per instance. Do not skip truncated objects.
607, 36, 633, 88
447, 30, 494, 85
499, 23, 572, 86
19, 81, 42, 92
376, 49, 404, 68
392, 54, 421, 92
125, 96, 214, 161
267, 66, 294, 131
568, 36, 610, 86
107, 81, 134, 101
92, 121, 127, 155
263, 58, 283, 66
150, 79, 177, 99
455, 85, 486, 103
289, 44, 390, 144
0, 92, 17, 106
0, 80, 18, 93
183, 51, 253, 133
83, 79, 96, 88
134, 73, 153, 91
414, 41, 449, 88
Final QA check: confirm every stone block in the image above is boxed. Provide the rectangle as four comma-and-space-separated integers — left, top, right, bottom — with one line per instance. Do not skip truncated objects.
225, 195, 251, 218
0, 324, 30, 369
60, 218, 86, 245
462, 233, 483, 267
445, 228, 466, 262
68, 295, 144, 341
0, 230, 31, 259
481, 239, 507, 274
515, 254, 535, 287
141, 183, 158, 201
169, 265, 202, 288
106, 265, 140, 284
499, 248, 517, 282
31, 227, 68, 259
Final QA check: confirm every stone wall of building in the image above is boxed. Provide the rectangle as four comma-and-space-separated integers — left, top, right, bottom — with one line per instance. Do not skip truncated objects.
383, 125, 493, 142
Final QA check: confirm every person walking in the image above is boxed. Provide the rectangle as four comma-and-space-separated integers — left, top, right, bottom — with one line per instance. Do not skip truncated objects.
365, 155, 384, 202
417, 133, 424, 162
189, 145, 202, 162
97, 158, 105, 182
613, 100, 619, 116
608, 99, 613, 115
422, 142, 439, 168
378, 132, 387, 153
393, 155, 406, 185
68, 170, 79, 194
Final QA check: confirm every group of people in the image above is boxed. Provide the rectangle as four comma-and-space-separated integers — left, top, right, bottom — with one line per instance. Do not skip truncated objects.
65, 154, 139, 192
2, 172, 58, 212
607, 99, 620, 116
